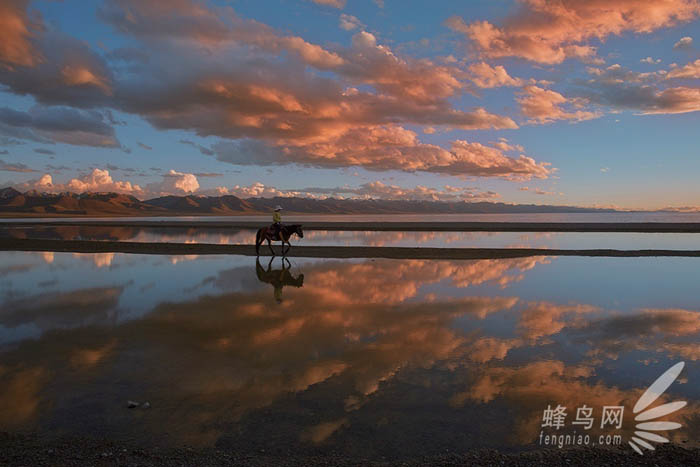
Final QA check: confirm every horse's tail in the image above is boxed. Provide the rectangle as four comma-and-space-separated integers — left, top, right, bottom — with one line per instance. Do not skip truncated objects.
255, 228, 263, 255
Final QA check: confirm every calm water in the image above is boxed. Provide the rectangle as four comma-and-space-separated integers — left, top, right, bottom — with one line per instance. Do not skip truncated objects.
3, 225, 700, 249
0, 251, 698, 458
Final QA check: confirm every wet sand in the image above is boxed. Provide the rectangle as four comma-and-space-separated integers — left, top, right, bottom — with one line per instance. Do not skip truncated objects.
4, 220, 700, 232
2, 238, 700, 258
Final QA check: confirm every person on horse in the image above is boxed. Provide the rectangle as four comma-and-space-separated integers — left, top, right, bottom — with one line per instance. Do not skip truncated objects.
271, 205, 283, 240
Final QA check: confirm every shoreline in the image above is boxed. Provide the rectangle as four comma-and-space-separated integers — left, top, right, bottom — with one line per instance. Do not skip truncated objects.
1, 432, 698, 466
3, 238, 700, 259
4, 220, 700, 232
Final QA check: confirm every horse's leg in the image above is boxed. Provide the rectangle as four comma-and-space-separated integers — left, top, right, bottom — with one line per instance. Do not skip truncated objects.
283, 240, 291, 256
267, 238, 275, 256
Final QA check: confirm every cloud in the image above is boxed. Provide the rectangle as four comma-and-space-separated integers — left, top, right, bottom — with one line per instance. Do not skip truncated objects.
468, 62, 523, 88
17, 168, 207, 198
180, 139, 214, 156
0, 29, 114, 108
517, 86, 601, 124
18, 169, 142, 195
0, 0, 43, 68
667, 59, 700, 79
0, 159, 35, 172
301, 181, 500, 201
578, 64, 700, 114
146, 169, 200, 196
640, 57, 661, 64
311, 0, 346, 8
98, 0, 345, 69
447, 1, 700, 64
339, 31, 467, 103
339, 14, 362, 31
217, 182, 289, 199
214, 128, 552, 180
0, 0, 535, 181
0, 106, 121, 148
33, 148, 55, 155
0, 0, 558, 182
674, 36, 694, 50
137, 142, 152, 150
66, 169, 140, 193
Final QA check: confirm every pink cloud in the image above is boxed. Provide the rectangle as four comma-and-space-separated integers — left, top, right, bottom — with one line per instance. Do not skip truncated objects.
517, 85, 601, 123
468, 62, 523, 88
667, 59, 700, 79
311, 0, 346, 8
19, 169, 142, 195
146, 170, 200, 196
448, 0, 700, 64
0, 0, 43, 69
18, 169, 206, 198
214, 126, 553, 180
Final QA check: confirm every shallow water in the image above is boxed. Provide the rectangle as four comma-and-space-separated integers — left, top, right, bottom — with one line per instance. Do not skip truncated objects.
0, 251, 698, 458
3, 225, 700, 250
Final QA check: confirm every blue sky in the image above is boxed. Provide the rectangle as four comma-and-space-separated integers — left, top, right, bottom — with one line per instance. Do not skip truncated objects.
1, 0, 699, 209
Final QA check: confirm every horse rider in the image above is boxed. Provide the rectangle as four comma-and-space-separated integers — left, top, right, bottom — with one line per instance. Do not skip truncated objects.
271, 205, 283, 240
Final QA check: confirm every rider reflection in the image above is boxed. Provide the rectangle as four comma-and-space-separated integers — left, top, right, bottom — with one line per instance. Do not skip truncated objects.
255, 257, 304, 304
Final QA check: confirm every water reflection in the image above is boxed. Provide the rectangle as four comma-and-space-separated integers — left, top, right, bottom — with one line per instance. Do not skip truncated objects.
3, 225, 700, 249
0, 252, 698, 458
256, 257, 304, 303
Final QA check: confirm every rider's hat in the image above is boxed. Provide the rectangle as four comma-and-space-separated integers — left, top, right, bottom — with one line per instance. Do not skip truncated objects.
274, 205, 283, 211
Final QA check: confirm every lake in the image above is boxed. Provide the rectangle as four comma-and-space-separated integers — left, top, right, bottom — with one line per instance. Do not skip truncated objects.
3, 224, 700, 250
0, 250, 698, 459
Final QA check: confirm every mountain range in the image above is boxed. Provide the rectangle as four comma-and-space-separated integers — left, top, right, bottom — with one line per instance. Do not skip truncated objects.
0, 186, 621, 217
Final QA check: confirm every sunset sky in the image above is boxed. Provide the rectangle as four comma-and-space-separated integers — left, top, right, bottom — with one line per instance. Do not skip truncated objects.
1, 0, 699, 209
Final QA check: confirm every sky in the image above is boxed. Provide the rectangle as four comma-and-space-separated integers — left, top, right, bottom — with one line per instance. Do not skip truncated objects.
0, 0, 699, 210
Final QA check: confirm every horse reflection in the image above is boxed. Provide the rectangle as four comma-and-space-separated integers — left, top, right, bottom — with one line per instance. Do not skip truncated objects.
255, 257, 304, 303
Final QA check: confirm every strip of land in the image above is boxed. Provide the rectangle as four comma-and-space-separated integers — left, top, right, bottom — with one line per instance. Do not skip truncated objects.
3, 238, 700, 259
3, 220, 700, 232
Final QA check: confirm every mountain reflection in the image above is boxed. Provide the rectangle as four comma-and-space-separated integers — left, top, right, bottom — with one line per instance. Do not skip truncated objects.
0, 254, 698, 458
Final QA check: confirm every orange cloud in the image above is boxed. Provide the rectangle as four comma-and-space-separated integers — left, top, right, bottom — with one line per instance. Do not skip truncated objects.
667, 59, 700, 79
61, 65, 112, 95
517, 301, 599, 341
311, 0, 346, 8
0, 0, 42, 68
518, 85, 601, 123
448, 0, 700, 64
468, 62, 523, 88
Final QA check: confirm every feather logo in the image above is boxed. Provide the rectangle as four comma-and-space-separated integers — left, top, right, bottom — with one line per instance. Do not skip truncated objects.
628, 362, 686, 455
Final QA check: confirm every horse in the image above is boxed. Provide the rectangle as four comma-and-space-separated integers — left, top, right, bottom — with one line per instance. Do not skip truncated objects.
255, 224, 304, 256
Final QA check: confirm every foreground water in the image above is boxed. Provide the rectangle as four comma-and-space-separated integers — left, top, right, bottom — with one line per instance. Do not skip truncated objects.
3, 225, 700, 250
0, 251, 698, 459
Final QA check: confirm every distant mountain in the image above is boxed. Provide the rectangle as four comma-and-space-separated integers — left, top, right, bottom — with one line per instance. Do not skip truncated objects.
146, 194, 256, 213
0, 190, 167, 216
0, 187, 621, 217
